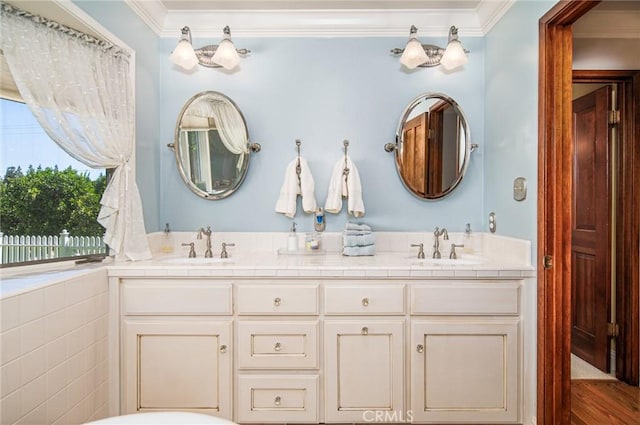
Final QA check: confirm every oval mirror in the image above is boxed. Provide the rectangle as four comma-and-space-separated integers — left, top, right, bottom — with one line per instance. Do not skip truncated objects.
173, 91, 259, 200
392, 92, 471, 200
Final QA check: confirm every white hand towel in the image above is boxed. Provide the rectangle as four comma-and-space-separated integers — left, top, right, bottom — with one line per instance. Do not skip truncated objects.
275, 156, 317, 218
324, 155, 365, 217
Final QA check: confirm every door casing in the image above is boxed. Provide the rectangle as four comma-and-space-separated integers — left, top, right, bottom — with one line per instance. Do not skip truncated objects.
538, 1, 640, 424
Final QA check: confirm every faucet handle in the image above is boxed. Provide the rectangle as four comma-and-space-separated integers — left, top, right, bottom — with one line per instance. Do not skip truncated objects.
449, 243, 464, 259
181, 242, 196, 258
220, 242, 235, 259
410, 243, 425, 259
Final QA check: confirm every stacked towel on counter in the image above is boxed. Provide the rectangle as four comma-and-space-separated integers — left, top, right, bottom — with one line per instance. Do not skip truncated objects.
324, 155, 365, 218
275, 156, 317, 218
342, 222, 375, 256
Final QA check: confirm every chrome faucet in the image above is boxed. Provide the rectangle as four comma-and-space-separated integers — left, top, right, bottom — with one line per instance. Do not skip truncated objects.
432, 227, 449, 259
197, 226, 213, 258
220, 242, 235, 259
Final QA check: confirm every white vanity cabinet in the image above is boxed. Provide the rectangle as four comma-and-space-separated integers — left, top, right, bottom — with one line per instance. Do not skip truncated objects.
119, 279, 234, 419
235, 283, 320, 424
409, 281, 521, 423
323, 284, 406, 423
111, 272, 527, 425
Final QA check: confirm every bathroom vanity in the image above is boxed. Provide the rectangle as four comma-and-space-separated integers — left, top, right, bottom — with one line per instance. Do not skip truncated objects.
107, 232, 534, 425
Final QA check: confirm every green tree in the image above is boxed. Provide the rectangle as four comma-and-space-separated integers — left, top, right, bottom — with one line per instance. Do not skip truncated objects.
0, 166, 105, 236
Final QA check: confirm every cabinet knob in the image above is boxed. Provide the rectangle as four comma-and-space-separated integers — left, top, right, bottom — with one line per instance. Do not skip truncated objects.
220, 344, 227, 354
274, 396, 281, 406
361, 297, 369, 307
274, 342, 282, 352
274, 297, 282, 306
416, 344, 424, 353
361, 326, 369, 335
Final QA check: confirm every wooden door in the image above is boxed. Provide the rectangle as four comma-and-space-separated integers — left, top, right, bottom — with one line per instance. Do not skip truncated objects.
122, 319, 232, 418
571, 86, 612, 372
402, 113, 427, 195
324, 320, 404, 423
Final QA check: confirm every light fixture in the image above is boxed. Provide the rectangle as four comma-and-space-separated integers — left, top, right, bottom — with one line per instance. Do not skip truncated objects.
391, 25, 469, 70
170, 25, 250, 71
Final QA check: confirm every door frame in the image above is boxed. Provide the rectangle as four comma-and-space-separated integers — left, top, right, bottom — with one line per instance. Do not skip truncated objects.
538, 1, 640, 424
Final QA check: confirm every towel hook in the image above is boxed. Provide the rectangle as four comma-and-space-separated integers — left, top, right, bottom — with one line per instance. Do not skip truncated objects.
342, 139, 350, 196
295, 139, 302, 187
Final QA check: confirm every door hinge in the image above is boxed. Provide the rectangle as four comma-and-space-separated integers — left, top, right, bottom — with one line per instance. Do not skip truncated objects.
608, 110, 620, 125
607, 322, 620, 338
543, 255, 553, 269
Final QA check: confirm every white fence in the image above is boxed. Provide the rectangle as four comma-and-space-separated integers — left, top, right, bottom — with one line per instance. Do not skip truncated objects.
0, 230, 106, 264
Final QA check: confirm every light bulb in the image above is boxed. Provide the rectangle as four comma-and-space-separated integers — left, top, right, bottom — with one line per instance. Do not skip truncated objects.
399, 38, 428, 70
212, 39, 240, 70
170, 39, 198, 70
440, 39, 468, 70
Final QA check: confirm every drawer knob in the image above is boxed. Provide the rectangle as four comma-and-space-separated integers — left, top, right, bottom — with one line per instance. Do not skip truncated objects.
220, 344, 227, 354
416, 344, 424, 353
274, 342, 282, 352
361, 326, 369, 335
361, 297, 369, 307
274, 396, 281, 406
274, 297, 282, 306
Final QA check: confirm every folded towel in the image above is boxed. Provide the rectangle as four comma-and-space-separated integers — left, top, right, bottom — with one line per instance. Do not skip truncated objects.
343, 244, 376, 256
324, 155, 365, 217
343, 233, 376, 247
275, 156, 317, 218
345, 222, 371, 232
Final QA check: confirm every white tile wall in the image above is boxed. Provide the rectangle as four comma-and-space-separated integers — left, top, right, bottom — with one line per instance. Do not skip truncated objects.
1, 269, 109, 425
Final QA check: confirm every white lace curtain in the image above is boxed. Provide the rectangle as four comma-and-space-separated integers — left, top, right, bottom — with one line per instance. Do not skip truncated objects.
0, 3, 151, 261
187, 94, 248, 171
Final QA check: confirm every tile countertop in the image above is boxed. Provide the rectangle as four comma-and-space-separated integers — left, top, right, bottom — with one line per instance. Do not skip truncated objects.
108, 232, 536, 279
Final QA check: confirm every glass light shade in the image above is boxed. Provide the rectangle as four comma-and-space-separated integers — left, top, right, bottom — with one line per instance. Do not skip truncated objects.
212, 39, 240, 70
399, 38, 428, 70
170, 39, 198, 70
440, 40, 468, 70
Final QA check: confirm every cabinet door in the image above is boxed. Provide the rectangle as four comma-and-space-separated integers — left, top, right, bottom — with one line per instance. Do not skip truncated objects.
123, 319, 232, 419
411, 319, 519, 423
324, 320, 405, 423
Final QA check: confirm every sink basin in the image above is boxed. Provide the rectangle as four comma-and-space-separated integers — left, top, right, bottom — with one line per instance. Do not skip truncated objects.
159, 257, 234, 265
411, 255, 486, 266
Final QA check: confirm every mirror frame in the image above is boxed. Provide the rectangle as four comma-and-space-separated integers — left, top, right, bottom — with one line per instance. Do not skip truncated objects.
173, 90, 254, 200
393, 92, 471, 200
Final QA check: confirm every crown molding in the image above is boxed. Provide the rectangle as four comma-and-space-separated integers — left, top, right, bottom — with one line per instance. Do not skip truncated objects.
125, 0, 513, 38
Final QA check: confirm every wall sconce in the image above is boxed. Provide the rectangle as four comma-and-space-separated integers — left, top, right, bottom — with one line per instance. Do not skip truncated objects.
170, 25, 250, 71
391, 25, 469, 70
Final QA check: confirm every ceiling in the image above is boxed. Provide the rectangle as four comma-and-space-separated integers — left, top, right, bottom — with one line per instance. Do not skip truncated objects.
125, 0, 515, 37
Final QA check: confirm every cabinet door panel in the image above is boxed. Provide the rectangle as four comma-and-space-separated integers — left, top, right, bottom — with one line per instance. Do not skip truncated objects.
123, 320, 232, 418
411, 319, 519, 423
324, 320, 404, 422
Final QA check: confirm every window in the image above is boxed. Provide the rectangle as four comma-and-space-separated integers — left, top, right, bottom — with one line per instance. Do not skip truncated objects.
0, 96, 108, 267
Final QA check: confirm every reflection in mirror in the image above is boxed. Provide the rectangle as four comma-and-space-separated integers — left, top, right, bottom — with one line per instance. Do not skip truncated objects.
173, 91, 256, 199
394, 92, 470, 200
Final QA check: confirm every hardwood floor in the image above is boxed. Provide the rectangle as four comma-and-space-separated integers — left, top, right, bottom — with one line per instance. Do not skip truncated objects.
571, 379, 640, 424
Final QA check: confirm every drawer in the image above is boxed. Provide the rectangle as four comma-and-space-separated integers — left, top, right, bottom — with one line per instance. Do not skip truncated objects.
237, 284, 318, 315
237, 321, 319, 369
411, 281, 520, 315
237, 375, 318, 423
324, 284, 405, 315
122, 280, 232, 315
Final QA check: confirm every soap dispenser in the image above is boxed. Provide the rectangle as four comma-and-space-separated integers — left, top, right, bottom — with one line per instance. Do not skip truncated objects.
287, 222, 298, 252
161, 222, 174, 253
463, 223, 474, 254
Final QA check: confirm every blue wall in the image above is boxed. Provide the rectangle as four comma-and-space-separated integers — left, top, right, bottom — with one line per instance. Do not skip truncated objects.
484, 0, 555, 258
159, 36, 485, 233
73, 0, 161, 233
